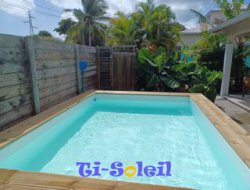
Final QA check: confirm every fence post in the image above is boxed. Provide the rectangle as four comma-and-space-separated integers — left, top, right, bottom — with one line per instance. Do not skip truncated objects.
26, 37, 40, 114
110, 47, 114, 90
96, 46, 100, 89
75, 45, 81, 94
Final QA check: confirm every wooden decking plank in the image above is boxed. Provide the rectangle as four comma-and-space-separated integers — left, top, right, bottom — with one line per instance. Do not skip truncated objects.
0, 184, 58, 190
0, 170, 16, 183
190, 94, 250, 168
0, 169, 191, 190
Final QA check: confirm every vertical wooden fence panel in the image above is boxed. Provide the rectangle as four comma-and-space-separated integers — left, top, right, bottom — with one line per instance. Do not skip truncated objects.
0, 34, 98, 129
110, 49, 136, 91
78, 46, 97, 91
26, 37, 40, 114
0, 35, 34, 130
75, 45, 81, 94
33, 40, 77, 111
98, 47, 112, 90
98, 46, 136, 91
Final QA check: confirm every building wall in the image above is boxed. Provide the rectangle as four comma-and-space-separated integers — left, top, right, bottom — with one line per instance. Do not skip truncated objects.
180, 33, 201, 47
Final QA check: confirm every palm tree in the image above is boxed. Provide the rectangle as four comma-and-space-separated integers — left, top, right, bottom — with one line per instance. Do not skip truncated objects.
190, 9, 214, 30
65, 0, 108, 46
108, 11, 137, 45
133, 0, 181, 52
215, 0, 249, 19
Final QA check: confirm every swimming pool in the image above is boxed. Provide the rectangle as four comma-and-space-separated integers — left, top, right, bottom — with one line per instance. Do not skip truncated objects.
0, 91, 249, 189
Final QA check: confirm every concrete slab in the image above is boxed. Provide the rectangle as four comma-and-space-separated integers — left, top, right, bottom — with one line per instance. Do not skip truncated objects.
215, 96, 250, 133
225, 95, 250, 112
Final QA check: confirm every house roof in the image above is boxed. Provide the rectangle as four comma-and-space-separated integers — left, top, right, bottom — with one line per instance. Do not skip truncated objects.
181, 27, 202, 34
209, 10, 250, 34
205, 10, 221, 17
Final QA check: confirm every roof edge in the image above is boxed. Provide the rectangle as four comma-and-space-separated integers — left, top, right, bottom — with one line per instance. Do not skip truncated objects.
209, 11, 250, 33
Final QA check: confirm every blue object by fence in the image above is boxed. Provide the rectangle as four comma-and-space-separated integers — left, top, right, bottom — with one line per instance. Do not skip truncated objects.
79, 61, 88, 71
244, 56, 250, 68
79, 61, 88, 92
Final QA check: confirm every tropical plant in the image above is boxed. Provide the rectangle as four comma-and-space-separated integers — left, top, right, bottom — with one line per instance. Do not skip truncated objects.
188, 66, 222, 102
190, 0, 250, 92
190, 9, 212, 27
215, 0, 250, 19
59, 0, 108, 46
54, 19, 77, 35
137, 47, 180, 91
137, 47, 222, 101
37, 30, 52, 37
107, 11, 137, 45
188, 32, 226, 71
133, 0, 182, 52
107, 0, 182, 50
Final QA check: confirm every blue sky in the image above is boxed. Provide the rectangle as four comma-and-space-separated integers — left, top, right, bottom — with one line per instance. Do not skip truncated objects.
0, 0, 249, 38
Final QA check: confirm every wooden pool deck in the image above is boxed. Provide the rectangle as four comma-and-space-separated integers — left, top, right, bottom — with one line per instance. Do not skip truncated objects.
0, 91, 249, 189
0, 169, 191, 190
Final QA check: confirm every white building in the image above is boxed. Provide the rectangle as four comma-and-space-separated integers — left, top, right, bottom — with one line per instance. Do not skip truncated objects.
180, 27, 202, 46
180, 8, 246, 47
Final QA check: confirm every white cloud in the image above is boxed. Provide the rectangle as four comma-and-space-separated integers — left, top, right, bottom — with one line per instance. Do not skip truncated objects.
156, 0, 217, 28
0, 0, 35, 17
49, 0, 81, 9
0, 0, 217, 28
49, 0, 218, 28
61, 11, 77, 21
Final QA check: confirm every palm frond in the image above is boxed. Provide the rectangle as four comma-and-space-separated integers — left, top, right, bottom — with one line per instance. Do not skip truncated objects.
190, 9, 208, 24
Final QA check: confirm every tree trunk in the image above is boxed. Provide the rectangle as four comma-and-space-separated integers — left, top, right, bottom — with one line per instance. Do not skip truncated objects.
88, 22, 92, 46
82, 33, 85, 45
81, 19, 85, 45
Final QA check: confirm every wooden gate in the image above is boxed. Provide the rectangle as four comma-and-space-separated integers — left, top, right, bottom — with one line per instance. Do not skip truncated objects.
97, 46, 136, 91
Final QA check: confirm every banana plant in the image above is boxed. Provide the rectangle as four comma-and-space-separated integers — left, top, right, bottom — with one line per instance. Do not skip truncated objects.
188, 66, 222, 102
137, 47, 180, 90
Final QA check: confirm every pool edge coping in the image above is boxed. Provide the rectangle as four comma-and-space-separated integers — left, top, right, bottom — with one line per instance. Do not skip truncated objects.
190, 93, 250, 168
0, 90, 249, 190
0, 168, 191, 190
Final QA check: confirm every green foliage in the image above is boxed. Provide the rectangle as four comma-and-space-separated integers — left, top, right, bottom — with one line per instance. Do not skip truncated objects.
136, 47, 180, 90
108, 0, 182, 51
215, 0, 246, 19
137, 47, 222, 101
54, 19, 76, 35
190, 9, 213, 26
38, 30, 52, 37
55, 0, 108, 46
188, 67, 222, 102
133, 1, 182, 51
191, 32, 226, 50
33, 31, 61, 42
189, 0, 249, 94
107, 12, 137, 45
187, 32, 226, 72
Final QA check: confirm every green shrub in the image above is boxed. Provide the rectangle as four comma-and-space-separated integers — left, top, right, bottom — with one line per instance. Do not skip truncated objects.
136, 47, 222, 102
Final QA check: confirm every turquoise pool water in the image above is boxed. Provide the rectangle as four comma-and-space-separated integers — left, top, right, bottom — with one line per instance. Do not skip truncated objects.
0, 94, 249, 189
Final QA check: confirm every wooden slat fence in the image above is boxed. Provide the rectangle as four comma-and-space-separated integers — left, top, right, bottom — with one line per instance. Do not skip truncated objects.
0, 34, 97, 130
0, 35, 136, 130
111, 52, 136, 90
97, 47, 112, 90
97, 46, 136, 91
0, 35, 33, 129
